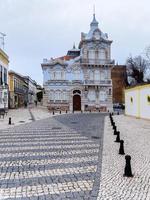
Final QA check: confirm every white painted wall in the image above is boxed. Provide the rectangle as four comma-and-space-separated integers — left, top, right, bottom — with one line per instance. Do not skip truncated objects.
125, 85, 150, 119
125, 89, 138, 117
140, 87, 150, 119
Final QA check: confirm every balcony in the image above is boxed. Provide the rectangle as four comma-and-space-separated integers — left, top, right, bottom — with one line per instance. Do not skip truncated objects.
49, 100, 68, 104
72, 80, 83, 84
14, 88, 25, 94
81, 58, 115, 65
84, 80, 112, 85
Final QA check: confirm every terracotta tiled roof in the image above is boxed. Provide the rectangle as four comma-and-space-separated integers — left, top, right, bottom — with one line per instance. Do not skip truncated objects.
55, 55, 77, 61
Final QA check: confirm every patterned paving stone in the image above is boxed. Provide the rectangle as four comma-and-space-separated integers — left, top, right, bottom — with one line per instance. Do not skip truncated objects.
97, 115, 150, 200
0, 113, 105, 199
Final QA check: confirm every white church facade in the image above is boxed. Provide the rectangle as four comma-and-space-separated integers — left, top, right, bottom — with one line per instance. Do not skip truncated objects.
41, 14, 114, 112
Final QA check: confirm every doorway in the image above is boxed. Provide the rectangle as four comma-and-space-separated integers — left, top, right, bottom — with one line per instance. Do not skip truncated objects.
73, 95, 81, 111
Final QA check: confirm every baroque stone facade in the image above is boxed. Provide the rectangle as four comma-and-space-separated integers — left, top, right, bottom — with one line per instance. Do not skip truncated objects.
42, 14, 114, 112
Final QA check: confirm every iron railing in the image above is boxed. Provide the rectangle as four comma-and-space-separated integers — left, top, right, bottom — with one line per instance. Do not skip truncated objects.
81, 58, 115, 65
84, 80, 112, 85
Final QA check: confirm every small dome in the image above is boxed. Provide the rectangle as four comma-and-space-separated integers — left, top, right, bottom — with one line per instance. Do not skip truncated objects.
90, 14, 99, 28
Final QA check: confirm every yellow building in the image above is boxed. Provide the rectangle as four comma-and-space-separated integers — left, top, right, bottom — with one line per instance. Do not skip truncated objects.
0, 48, 9, 109
8, 71, 28, 108
125, 84, 150, 120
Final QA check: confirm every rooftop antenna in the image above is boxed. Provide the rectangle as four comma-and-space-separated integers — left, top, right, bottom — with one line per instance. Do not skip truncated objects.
0, 32, 6, 50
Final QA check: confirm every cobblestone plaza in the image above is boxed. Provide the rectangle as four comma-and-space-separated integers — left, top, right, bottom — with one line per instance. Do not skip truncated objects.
0, 112, 105, 199
0, 109, 150, 199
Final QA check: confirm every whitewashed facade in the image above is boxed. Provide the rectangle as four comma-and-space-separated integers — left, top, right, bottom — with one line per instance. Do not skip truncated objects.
125, 84, 150, 119
41, 14, 114, 112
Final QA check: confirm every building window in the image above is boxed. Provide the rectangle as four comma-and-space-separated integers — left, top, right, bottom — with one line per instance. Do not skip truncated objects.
55, 91, 61, 100
95, 70, 100, 81
49, 91, 54, 101
100, 71, 105, 80
0, 90, 2, 104
74, 70, 80, 80
88, 50, 95, 60
0, 65, 2, 85
109, 88, 111, 95
62, 91, 68, 101
99, 49, 106, 60
89, 70, 94, 80
4, 68, 7, 84
88, 90, 95, 101
56, 71, 61, 80
99, 91, 107, 102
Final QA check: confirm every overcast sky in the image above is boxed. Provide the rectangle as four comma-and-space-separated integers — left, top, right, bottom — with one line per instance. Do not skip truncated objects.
0, 0, 150, 85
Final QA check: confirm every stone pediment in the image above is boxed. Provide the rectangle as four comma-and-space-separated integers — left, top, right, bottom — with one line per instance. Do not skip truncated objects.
53, 59, 66, 66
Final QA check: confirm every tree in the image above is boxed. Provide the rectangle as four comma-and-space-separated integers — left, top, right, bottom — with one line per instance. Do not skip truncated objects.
145, 46, 150, 62
144, 46, 150, 82
126, 55, 148, 85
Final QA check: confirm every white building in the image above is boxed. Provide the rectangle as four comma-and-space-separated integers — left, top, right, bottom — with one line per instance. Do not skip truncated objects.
41, 14, 114, 112
125, 84, 150, 119
23, 76, 37, 104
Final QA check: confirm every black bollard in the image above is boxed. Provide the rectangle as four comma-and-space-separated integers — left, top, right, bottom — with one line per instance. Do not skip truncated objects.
53, 111, 55, 115
115, 131, 120, 142
112, 112, 114, 116
119, 140, 125, 155
112, 122, 115, 126
114, 129, 117, 135
110, 117, 113, 122
59, 110, 61, 114
114, 126, 117, 135
8, 117, 11, 125
117, 111, 119, 115
66, 110, 67, 113
124, 155, 133, 177
113, 125, 116, 131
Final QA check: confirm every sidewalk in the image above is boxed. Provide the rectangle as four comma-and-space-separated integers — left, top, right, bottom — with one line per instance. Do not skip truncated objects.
0, 106, 67, 130
98, 115, 150, 200
0, 108, 32, 130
